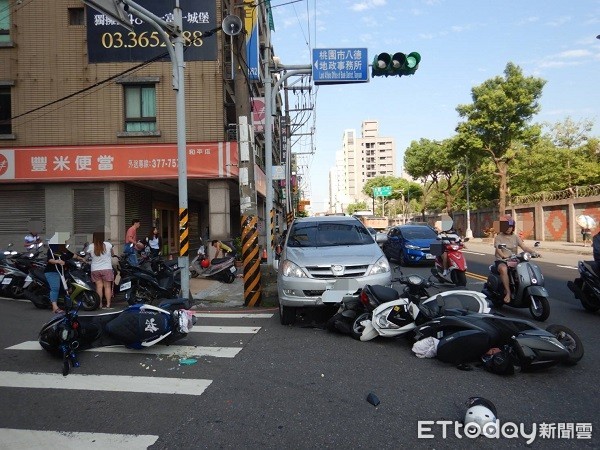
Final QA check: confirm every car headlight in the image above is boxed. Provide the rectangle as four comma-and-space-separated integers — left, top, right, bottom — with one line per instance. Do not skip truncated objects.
281, 260, 308, 278
368, 255, 391, 276
405, 244, 420, 250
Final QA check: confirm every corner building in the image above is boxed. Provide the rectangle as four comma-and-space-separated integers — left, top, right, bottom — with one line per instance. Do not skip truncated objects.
0, 0, 281, 253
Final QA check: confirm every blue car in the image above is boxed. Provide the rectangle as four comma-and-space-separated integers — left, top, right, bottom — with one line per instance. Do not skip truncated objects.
382, 224, 438, 266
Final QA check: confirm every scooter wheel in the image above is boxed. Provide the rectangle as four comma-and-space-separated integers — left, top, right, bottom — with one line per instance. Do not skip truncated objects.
79, 291, 101, 311
546, 324, 584, 365
529, 295, 550, 322
451, 270, 467, 287
351, 312, 371, 341
190, 270, 199, 279
580, 284, 600, 312
225, 272, 236, 284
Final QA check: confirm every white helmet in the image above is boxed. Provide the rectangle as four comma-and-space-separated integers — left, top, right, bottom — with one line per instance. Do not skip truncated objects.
464, 397, 497, 427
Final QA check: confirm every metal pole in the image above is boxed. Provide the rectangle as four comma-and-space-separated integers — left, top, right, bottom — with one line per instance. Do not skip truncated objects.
465, 157, 473, 239
264, 29, 274, 265
173, 1, 189, 298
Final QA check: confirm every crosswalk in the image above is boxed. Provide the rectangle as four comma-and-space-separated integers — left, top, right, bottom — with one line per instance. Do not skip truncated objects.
0, 310, 274, 448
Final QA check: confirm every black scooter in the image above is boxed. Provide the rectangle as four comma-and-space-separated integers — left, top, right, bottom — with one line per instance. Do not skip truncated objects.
567, 260, 600, 312
414, 313, 584, 371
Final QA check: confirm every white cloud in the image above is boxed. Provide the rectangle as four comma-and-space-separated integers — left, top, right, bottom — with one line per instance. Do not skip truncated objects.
351, 0, 387, 12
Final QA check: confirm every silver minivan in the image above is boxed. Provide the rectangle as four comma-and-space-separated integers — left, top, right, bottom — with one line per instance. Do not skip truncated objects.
274, 216, 392, 325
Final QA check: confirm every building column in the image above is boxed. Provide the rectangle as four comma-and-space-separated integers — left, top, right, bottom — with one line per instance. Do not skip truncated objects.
110, 182, 126, 250
208, 180, 231, 240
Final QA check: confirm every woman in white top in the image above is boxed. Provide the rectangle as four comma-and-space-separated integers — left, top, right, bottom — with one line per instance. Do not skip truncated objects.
86, 231, 114, 309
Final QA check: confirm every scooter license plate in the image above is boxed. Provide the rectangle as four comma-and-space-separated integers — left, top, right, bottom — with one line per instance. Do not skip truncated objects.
120, 281, 132, 291
1, 277, 12, 285
229, 266, 236, 273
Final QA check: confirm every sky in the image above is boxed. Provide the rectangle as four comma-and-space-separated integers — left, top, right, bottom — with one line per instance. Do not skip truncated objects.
269, 0, 600, 213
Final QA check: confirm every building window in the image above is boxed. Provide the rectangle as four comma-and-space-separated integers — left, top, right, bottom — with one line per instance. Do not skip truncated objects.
124, 84, 156, 132
0, 87, 11, 134
68, 7, 84, 26
0, 0, 10, 43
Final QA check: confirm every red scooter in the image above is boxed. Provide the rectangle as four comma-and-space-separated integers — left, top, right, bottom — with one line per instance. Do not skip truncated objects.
431, 232, 468, 286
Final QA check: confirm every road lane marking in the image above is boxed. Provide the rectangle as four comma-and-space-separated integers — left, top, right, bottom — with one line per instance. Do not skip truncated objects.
7, 341, 242, 358
0, 428, 158, 449
0, 371, 212, 396
557, 265, 578, 270
463, 250, 487, 256
194, 313, 274, 318
189, 325, 261, 334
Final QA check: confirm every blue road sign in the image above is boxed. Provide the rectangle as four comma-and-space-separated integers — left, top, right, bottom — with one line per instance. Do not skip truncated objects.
312, 48, 369, 85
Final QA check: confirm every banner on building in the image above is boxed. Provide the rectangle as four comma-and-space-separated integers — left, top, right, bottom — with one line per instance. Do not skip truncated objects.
244, 1, 261, 80
86, 0, 217, 63
0, 142, 238, 181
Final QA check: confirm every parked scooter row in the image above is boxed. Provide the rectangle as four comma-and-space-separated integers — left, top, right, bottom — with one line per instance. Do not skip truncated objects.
1, 243, 45, 299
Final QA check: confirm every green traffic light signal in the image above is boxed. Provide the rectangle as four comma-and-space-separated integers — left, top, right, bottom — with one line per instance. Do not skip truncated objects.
371, 51, 421, 77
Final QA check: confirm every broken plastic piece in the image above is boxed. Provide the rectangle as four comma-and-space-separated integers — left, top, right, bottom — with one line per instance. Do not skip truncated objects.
179, 358, 198, 365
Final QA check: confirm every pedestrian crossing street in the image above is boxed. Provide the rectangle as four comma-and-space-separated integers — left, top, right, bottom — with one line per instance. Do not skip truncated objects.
0, 310, 274, 449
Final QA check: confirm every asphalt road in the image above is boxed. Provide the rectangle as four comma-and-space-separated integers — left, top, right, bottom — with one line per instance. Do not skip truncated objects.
0, 247, 599, 449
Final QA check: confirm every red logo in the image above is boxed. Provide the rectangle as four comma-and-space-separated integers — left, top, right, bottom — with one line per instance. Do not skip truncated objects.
0, 153, 8, 176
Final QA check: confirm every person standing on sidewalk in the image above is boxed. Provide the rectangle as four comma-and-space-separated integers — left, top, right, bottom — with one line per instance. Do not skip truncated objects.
86, 231, 114, 309
582, 227, 592, 247
124, 218, 141, 266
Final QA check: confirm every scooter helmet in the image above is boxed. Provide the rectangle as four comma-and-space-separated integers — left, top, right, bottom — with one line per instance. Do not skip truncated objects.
464, 397, 497, 428
201, 258, 210, 269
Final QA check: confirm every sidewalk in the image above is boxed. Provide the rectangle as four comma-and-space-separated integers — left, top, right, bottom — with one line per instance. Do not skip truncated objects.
189, 264, 277, 308
465, 238, 594, 256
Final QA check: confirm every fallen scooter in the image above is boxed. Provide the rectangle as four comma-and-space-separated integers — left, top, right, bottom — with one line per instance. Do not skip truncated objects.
39, 291, 194, 376
413, 313, 584, 372
323, 274, 491, 341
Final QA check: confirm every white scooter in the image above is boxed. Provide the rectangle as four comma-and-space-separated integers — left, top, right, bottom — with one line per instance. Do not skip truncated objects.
358, 274, 491, 341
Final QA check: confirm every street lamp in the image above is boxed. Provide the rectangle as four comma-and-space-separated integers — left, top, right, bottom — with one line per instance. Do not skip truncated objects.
465, 157, 473, 239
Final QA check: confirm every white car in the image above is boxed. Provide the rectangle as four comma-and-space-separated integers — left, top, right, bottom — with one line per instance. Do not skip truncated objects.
274, 216, 392, 325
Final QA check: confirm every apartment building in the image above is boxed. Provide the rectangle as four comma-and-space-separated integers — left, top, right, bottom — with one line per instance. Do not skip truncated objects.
331, 120, 396, 211
0, 0, 283, 251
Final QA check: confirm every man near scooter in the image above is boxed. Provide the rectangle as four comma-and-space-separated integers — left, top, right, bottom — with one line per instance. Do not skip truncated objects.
494, 216, 538, 303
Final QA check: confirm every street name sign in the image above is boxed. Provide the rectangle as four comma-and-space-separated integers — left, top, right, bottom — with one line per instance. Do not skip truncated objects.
312, 48, 369, 85
373, 186, 392, 197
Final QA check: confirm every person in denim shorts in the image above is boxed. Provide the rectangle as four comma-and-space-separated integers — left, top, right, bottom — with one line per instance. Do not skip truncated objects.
86, 231, 114, 308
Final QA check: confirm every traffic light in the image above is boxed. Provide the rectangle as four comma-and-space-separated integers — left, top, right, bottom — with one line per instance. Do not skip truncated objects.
371, 52, 421, 77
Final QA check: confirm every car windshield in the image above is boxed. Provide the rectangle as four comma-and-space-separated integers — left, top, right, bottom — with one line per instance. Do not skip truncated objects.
402, 227, 438, 240
287, 221, 372, 247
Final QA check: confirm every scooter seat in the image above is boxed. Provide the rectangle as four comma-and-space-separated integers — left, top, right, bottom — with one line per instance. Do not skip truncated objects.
363, 284, 400, 303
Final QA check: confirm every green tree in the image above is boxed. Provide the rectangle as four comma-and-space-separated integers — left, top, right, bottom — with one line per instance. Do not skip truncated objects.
346, 201, 368, 215
456, 62, 545, 215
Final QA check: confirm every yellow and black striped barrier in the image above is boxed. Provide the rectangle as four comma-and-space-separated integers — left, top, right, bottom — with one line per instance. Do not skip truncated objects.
241, 214, 261, 306
179, 208, 189, 257
286, 212, 294, 228
270, 209, 275, 252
